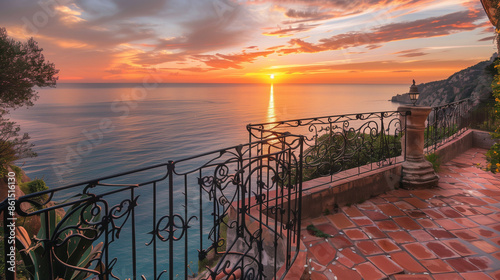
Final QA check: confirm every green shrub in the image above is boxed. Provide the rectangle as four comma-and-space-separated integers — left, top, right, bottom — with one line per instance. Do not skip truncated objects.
20, 179, 48, 195
10, 164, 23, 183
300, 131, 402, 182
486, 143, 500, 173
486, 62, 500, 173
19, 179, 49, 210
198, 216, 228, 274
424, 124, 458, 148
425, 153, 441, 172
306, 224, 333, 238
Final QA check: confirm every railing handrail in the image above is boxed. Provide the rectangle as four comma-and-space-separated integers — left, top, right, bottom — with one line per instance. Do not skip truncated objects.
425, 98, 473, 153
248, 109, 407, 128
430, 98, 471, 109
5, 135, 300, 205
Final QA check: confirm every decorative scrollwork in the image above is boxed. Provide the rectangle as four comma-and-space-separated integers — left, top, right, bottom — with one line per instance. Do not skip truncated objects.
146, 214, 197, 244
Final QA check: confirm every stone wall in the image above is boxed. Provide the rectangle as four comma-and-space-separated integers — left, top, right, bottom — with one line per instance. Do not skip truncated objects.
300, 163, 403, 219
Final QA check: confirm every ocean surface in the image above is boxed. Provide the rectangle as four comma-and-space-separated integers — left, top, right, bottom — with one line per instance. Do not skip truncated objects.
9, 83, 407, 277
11, 83, 406, 186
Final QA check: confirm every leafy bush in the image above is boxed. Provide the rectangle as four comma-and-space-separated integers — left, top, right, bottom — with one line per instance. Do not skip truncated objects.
425, 153, 441, 172
486, 143, 500, 173
20, 179, 48, 194
486, 62, 500, 173
424, 124, 458, 149
0, 114, 37, 177
300, 131, 402, 182
306, 224, 333, 238
470, 99, 499, 132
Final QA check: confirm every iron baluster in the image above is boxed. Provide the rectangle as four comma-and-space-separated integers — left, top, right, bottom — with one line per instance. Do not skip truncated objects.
131, 188, 137, 280
167, 161, 174, 280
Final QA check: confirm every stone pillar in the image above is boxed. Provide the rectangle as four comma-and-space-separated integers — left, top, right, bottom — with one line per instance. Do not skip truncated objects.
399, 105, 439, 189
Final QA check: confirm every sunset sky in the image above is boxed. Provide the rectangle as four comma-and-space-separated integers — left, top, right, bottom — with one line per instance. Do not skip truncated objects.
0, 0, 496, 84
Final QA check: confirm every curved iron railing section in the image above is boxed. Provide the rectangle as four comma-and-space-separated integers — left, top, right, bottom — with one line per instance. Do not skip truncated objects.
425, 99, 472, 153
2, 136, 303, 280
248, 111, 408, 189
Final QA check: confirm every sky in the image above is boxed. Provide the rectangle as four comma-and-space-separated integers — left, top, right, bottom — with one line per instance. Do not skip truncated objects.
0, 0, 497, 84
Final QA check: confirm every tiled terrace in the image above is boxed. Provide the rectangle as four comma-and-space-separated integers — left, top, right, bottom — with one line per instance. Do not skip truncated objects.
301, 148, 500, 280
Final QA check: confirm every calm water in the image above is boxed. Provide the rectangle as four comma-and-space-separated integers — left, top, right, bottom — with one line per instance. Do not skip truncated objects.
12, 83, 406, 186
10, 83, 406, 277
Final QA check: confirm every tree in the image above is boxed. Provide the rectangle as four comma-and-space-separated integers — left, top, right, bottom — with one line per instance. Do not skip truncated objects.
0, 27, 58, 172
0, 27, 58, 110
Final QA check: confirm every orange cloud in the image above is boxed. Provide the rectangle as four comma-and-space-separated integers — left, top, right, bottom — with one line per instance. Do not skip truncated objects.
277, 9, 485, 55
393, 49, 429, 57
262, 24, 319, 37
193, 50, 275, 69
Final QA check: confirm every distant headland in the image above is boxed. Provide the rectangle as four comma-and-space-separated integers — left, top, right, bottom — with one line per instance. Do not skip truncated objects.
391, 54, 497, 106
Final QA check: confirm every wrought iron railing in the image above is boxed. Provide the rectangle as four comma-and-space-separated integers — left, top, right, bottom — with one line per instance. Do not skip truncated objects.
425, 99, 472, 154
248, 110, 409, 191
1, 135, 304, 280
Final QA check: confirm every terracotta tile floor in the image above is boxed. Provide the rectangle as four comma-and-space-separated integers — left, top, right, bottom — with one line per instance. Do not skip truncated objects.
302, 148, 500, 280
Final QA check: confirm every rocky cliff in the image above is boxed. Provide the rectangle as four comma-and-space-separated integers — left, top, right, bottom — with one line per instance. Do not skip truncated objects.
391, 54, 497, 106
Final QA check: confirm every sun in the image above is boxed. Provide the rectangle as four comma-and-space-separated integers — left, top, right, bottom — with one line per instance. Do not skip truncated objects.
270, 74, 274, 80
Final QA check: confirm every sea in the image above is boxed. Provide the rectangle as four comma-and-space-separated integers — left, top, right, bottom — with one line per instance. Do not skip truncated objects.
11, 83, 407, 185
9, 83, 408, 278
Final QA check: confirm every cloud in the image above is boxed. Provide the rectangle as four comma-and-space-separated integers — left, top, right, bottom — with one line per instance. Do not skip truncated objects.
193, 50, 275, 69
278, 9, 485, 55
281, 8, 339, 24
263, 0, 440, 23
0, 0, 491, 82
393, 49, 429, 57
478, 35, 496, 42
269, 58, 484, 74
128, 0, 263, 66
132, 51, 188, 66
366, 44, 382, 50
262, 24, 319, 37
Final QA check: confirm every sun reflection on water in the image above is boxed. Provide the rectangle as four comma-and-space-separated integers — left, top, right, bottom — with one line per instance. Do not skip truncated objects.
267, 84, 276, 124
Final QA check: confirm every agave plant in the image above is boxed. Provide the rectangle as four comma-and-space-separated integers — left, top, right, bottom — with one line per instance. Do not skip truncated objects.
16, 201, 104, 280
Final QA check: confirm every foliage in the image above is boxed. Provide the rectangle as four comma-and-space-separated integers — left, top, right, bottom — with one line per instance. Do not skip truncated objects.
0, 115, 36, 177
306, 224, 333, 238
0, 27, 58, 110
425, 153, 441, 172
0, 27, 58, 174
470, 99, 499, 132
198, 216, 229, 274
486, 143, 500, 173
301, 131, 402, 182
19, 179, 48, 195
10, 164, 23, 182
485, 57, 500, 76
19, 179, 49, 209
486, 62, 500, 173
16, 200, 103, 280
424, 124, 458, 149
0, 228, 30, 280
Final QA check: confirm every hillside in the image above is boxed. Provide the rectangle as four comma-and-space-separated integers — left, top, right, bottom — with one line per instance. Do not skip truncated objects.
391, 54, 496, 106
